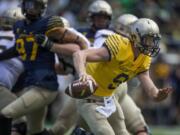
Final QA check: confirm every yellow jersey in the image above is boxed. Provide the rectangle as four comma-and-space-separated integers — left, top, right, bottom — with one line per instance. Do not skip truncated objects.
86, 34, 151, 97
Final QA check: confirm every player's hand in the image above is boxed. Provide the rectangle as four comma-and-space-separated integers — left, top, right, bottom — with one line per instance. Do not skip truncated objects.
34, 34, 54, 50
79, 73, 97, 85
153, 87, 173, 102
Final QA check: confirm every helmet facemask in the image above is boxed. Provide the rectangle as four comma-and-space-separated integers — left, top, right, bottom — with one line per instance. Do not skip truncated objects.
90, 13, 111, 30
130, 18, 161, 57
88, 0, 112, 30
22, 0, 47, 21
136, 34, 161, 57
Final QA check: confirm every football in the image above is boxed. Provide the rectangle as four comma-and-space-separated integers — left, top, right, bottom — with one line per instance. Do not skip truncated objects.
65, 79, 98, 99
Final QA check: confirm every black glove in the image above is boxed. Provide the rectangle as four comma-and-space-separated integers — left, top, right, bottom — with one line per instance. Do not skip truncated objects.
34, 34, 54, 50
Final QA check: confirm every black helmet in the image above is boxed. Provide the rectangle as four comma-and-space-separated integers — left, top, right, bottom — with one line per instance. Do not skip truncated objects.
21, 0, 47, 21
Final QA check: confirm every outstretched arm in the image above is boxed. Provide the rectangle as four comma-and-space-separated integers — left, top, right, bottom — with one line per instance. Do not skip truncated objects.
138, 70, 172, 102
73, 47, 110, 79
0, 46, 19, 60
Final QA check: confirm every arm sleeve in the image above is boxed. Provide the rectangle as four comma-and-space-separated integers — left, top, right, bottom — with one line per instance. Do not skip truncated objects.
0, 46, 19, 60
142, 57, 152, 71
103, 34, 121, 60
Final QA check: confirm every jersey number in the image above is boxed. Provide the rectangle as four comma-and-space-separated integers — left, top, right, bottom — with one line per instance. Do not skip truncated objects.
16, 37, 38, 61
108, 73, 129, 89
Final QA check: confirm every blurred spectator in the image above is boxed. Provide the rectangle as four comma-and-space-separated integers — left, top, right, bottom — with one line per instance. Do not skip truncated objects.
170, 64, 180, 124
46, 0, 61, 15
135, 0, 160, 19
151, 55, 171, 88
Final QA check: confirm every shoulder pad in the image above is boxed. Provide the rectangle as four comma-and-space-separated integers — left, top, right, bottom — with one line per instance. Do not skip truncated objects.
95, 29, 115, 38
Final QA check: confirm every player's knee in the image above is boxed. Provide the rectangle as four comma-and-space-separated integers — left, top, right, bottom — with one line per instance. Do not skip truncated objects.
51, 120, 69, 135
136, 132, 147, 135
134, 126, 152, 135
127, 110, 147, 134
116, 129, 130, 135
0, 88, 17, 110
1, 106, 15, 118
57, 114, 69, 125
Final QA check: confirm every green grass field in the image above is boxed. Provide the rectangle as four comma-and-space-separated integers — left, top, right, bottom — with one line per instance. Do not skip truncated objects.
151, 126, 180, 135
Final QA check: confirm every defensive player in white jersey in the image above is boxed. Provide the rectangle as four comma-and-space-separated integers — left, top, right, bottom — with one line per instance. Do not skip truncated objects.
0, 7, 26, 135
52, 17, 91, 122
0, 7, 24, 109
55, 16, 90, 92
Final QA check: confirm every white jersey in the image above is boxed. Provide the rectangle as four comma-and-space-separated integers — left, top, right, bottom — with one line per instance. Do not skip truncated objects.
0, 30, 24, 90
57, 28, 90, 75
57, 28, 90, 91
93, 29, 115, 48
70, 28, 91, 47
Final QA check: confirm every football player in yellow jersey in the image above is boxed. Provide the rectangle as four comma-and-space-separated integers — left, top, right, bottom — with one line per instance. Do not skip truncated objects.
73, 18, 173, 135
113, 14, 151, 135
